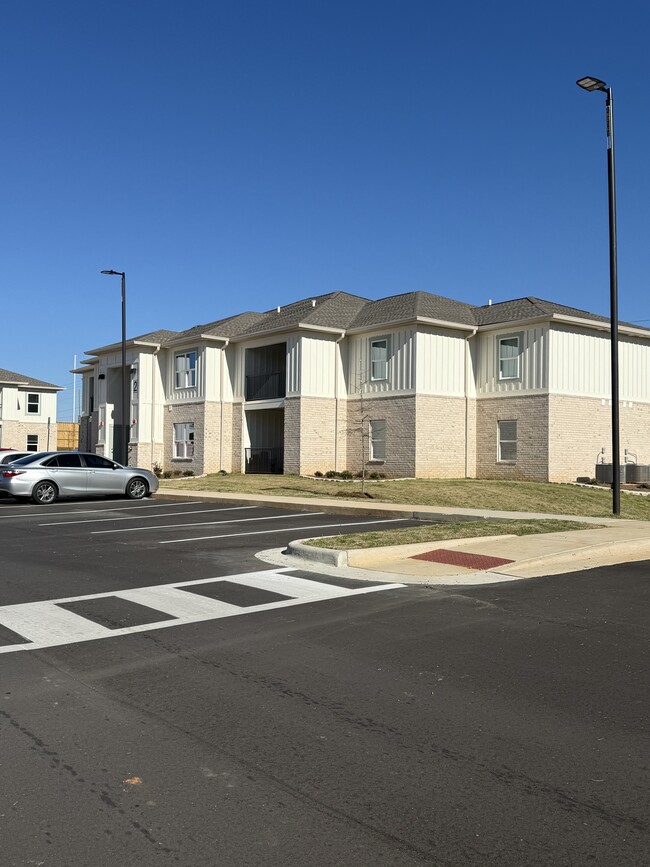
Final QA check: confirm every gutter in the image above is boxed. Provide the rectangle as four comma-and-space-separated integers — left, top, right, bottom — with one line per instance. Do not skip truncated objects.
219, 339, 230, 471
464, 328, 477, 477
150, 345, 161, 471
334, 331, 345, 471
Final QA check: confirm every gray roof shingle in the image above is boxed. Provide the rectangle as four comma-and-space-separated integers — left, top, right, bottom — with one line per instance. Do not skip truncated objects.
0, 367, 62, 389
84, 289, 649, 358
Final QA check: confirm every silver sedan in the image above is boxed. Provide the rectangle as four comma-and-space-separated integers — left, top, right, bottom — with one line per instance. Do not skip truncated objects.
0, 452, 159, 504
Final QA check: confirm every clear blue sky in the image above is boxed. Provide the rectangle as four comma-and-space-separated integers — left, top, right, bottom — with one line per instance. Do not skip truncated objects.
2, 1, 648, 421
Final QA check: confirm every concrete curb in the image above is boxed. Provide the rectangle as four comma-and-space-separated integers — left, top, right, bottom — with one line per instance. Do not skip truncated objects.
286, 539, 349, 568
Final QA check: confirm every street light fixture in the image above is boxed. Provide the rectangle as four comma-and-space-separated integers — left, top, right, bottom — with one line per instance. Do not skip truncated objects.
100, 269, 128, 466
576, 75, 620, 516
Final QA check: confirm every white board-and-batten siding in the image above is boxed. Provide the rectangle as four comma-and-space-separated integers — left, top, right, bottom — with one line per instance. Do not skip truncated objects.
476, 326, 549, 395
549, 326, 650, 402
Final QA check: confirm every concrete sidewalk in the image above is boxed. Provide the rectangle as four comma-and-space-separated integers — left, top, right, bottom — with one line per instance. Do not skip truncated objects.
159, 487, 650, 585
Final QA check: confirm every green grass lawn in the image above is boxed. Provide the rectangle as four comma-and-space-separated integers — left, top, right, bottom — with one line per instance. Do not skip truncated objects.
159, 474, 650, 520
304, 519, 604, 550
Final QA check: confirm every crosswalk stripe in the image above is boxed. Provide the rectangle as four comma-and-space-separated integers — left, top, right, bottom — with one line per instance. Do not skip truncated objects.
0, 570, 405, 654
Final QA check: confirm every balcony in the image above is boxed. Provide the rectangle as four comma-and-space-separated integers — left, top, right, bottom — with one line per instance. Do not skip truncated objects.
245, 371, 286, 402
245, 446, 284, 474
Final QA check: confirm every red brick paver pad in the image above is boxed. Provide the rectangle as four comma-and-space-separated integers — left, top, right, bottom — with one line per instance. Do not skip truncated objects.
410, 549, 515, 570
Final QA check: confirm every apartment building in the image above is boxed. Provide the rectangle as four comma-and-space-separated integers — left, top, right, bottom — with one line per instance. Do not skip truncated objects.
0, 367, 62, 452
74, 291, 650, 482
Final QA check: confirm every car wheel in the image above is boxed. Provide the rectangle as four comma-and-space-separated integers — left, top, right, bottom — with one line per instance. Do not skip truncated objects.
32, 481, 58, 505
125, 477, 148, 500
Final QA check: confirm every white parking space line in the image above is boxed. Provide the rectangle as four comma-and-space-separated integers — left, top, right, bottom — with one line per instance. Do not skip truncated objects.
40, 506, 257, 527
91, 512, 326, 535
0, 501, 205, 520
0, 569, 406, 654
159, 518, 405, 544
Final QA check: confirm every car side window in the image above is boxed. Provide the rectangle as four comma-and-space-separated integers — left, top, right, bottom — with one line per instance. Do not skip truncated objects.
82, 454, 116, 469
45, 454, 83, 468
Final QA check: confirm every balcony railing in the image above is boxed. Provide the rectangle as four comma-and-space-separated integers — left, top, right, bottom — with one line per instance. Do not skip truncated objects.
245, 371, 286, 401
245, 447, 284, 475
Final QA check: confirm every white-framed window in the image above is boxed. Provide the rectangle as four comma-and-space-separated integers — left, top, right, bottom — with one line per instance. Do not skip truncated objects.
174, 422, 195, 459
27, 393, 40, 414
370, 337, 390, 382
498, 420, 517, 462
498, 334, 522, 381
369, 419, 386, 461
27, 435, 39, 452
175, 351, 197, 389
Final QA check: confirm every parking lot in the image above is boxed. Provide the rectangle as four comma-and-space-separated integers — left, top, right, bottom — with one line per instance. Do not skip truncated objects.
0, 494, 416, 654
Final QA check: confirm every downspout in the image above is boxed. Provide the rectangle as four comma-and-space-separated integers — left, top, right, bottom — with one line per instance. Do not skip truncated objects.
220, 339, 230, 471
464, 328, 477, 478
150, 346, 160, 471
334, 331, 345, 472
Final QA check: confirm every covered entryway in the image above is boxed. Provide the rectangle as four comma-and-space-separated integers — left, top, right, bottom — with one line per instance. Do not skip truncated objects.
244, 408, 284, 474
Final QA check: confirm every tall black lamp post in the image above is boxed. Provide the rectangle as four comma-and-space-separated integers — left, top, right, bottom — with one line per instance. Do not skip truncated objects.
100, 269, 128, 466
576, 76, 620, 516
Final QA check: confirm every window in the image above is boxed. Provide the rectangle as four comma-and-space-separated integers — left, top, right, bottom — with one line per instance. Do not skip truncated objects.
174, 422, 195, 458
498, 335, 522, 381
26, 435, 38, 452
369, 419, 386, 461
175, 351, 197, 389
27, 393, 40, 414
498, 420, 517, 462
83, 454, 116, 469
44, 454, 83, 468
370, 338, 390, 382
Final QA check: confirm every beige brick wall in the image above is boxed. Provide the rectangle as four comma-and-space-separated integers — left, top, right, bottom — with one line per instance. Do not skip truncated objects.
346, 395, 417, 478
0, 420, 57, 451
476, 395, 549, 481
415, 395, 469, 478
549, 395, 650, 482
163, 403, 208, 474
297, 397, 337, 475
283, 397, 301, 474
220, 402, 234, 473
231, 402, 243, 473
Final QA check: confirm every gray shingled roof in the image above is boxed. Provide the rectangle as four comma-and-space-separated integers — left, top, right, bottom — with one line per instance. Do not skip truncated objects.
475, 297, 607, 326
235, 292, 370, 336
134, 329, 180, 343
348, 291, 477, 329
84, 289, 649, 359
0, 367, 62, 389
172, 311, 267, 342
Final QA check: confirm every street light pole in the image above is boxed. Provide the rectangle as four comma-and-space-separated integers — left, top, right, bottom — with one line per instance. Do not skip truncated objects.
101, 269, 128, 466
576, 76, 620, 516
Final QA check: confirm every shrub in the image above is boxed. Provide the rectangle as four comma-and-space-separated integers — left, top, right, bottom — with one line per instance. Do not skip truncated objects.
182, 470, 194, 477
153, 462, 163, 478
218, 469, 228, 475
314, 470, 323, 477
369, 471, 380, 479
162, 471, 173, 479
325, 470, 337, 478
339, 470, 353, 479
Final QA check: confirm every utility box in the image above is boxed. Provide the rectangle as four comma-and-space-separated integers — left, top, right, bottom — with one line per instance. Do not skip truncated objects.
625, 464, 650, 484
595, 463, 627, 484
